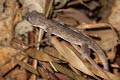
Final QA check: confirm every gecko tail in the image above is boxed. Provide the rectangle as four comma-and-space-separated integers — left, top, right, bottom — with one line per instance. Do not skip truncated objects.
89, 42, 109, 70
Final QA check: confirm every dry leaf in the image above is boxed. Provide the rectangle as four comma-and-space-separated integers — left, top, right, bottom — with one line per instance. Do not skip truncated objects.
25, 48, 60, 62
50, 37, 95, 77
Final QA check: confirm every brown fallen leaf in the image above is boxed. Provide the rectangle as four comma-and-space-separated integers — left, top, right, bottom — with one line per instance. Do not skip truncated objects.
50, 37, 96, 77
14, 58, 39, 75
24, 48, 61, 62
52, 63, 87, 80
43, 46, 67, 61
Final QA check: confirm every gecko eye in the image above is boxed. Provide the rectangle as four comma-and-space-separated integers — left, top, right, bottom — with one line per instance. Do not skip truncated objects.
26, 13, 32, 22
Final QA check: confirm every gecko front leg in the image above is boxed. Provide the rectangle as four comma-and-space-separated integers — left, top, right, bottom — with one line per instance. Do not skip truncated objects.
45, 27, 53, 45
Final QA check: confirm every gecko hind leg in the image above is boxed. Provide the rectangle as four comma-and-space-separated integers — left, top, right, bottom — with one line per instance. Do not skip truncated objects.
81, 43, 91, 59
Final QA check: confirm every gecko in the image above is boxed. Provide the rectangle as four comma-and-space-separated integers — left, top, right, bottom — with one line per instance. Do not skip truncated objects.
26, 11, 108, 70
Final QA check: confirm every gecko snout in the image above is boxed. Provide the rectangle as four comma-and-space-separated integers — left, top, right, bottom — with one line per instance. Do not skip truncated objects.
26, 12, 35, 24
26, 11, 46, 26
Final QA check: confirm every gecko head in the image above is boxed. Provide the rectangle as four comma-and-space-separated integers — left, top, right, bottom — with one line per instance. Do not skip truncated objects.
26, 11, 46, 28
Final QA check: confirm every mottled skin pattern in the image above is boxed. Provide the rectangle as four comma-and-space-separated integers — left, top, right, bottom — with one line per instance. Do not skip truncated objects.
26, 11, 108, 70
